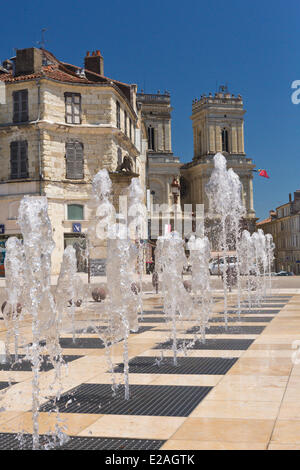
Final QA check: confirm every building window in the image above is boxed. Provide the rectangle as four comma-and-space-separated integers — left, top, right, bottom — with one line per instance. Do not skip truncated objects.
129, 118, 132, 141
65, 93, 81, 124
10, 141, 28, 179
221, 128, 229, 153
124, 110, 127, 135
198, 130, 202, 155
117, 147, 122, 166
13, 89, 28, 123
116, 101, 121, 129
66, 141, 84, 179
67, 204, 84, 220
148, 126, 155, 150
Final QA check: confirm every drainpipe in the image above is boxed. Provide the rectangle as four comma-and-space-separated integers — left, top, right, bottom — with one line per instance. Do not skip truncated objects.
35, 78, 42, 195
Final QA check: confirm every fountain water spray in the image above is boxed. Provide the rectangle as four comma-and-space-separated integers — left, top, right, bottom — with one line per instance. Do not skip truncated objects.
188, 235, 213, 342
18, 196, 63, 450
155, 232, 193, 365
265, 233, 275, 294
89, 169, 140, 399
3, 237, 25, 361
128, 177, 147, 318
238, 230, 256, 309
206, 153, 245, 326
56, 245, 85, 341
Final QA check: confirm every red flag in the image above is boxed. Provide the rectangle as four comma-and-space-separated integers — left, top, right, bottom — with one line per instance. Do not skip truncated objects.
258, 169, 270, 179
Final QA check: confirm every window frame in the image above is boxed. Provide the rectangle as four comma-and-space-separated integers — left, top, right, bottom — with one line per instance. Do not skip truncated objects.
64, 92, 82, 125
13, 89, 28, 123
124, 110, 127, 136
10, 140, 29, 179
116, 101, 121, 129
67, 204, 84, 221
221, 128, 229, 153
65, 140, 84, 180
148, 126, 155, 151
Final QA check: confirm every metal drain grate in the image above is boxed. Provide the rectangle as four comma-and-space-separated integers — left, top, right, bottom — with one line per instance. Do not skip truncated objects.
0, 355, 81, 372
0, 433, 164, 450
140, 310, 165, 315
114, 356, 237, 375
59, 337, 105, 349
75, 325, 154, 335
61, 436, 165, 450
186, 325, 265, 335
40, 383, 212, 417
139, 317, 166, 323
154, 338, 254, 350
223, 309, 279, 315
0, 381, 17, 391
240, 303, 285, 308
209, 316, 273, 323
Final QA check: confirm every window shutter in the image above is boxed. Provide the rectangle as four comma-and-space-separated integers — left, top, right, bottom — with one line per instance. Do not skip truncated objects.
10, 142, 19, 178
10, 141, 28, 179
21, 90, 28, 122
13, 90, 28, 123
66, 141, 83, 179
20, 141, 28, 178
74, 142, 84, 179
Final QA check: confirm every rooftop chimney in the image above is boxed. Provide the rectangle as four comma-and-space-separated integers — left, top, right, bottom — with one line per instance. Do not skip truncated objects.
84, 50, 104, 76
15, 47, 43, 76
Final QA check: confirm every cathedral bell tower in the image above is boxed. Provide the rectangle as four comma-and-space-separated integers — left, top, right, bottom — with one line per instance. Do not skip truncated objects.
180, 86, 256, 230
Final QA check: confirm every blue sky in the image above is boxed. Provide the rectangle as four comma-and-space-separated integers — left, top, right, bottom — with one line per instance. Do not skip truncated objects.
1, 0, 299, 220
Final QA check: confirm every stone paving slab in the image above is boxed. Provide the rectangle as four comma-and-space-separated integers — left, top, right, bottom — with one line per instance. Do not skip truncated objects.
0, 292, 297, 450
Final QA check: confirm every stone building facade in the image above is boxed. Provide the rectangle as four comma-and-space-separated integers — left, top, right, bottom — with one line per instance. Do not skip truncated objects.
180, 89, 256, 234
257, 190, 300, 274
0, 47, 146, 275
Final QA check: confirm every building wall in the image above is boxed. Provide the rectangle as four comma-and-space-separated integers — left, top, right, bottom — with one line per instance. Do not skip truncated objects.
258, 211, 300, 274
0, 76, 145, 275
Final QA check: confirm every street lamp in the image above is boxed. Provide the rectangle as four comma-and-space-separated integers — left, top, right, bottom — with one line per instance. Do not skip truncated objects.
171, 177, 180, 204
171, 177, 180, 232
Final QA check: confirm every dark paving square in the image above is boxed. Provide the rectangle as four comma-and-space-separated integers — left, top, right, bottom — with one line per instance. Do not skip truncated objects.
0, 355, 81, 372
154, 338, 254, 350
186, 325, 265, 335
0, 381, 17, 391
40, 383, 212, 416
114, 356, 238, 375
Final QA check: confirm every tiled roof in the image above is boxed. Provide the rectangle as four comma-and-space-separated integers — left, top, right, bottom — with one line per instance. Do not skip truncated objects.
0, 49, 132, 103
256, 217, 272, 225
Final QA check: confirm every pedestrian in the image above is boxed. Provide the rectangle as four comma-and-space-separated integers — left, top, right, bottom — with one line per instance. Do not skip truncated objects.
152, 271, 159, 294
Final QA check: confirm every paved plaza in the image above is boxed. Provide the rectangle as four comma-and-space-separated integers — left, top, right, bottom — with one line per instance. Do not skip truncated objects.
0, 278, 299, 450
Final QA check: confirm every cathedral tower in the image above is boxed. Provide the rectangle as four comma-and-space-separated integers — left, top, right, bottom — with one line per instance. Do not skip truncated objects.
180, 87, 256, 231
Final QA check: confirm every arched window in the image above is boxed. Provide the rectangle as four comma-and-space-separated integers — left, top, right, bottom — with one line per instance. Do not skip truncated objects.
66, 141, 84, 179
198, 130, 202, 155
147, 126, 155, 150
221, 128, 229, 153
67, 204, 84, 220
